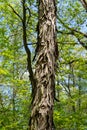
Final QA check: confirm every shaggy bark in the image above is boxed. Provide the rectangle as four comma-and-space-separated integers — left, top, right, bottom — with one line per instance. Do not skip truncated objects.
29, 0, 58, 130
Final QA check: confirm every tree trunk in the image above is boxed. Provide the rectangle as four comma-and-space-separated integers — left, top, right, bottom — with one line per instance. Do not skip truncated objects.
29, 0, 58, 130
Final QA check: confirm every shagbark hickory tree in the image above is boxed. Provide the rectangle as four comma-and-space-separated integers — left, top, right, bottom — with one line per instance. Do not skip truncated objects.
29, 0, 58, 130
8, 0, 58, 129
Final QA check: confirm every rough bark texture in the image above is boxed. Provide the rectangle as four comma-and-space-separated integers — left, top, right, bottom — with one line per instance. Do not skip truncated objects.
29, 0, 58, 130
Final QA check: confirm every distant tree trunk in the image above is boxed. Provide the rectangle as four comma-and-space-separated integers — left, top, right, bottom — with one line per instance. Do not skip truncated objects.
78, 77, 81, 111
68, 64, 75, 112
29, 0, 58, 130
12, 62, 16, 130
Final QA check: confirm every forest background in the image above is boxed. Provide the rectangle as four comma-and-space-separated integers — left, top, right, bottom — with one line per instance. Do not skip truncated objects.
0, 0, 87, 130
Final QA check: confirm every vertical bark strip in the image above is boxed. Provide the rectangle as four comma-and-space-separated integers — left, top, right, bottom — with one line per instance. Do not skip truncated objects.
29, 0, 58, 130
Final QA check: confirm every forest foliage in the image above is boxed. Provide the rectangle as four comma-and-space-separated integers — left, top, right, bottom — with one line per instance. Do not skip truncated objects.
0, 0, 87, 129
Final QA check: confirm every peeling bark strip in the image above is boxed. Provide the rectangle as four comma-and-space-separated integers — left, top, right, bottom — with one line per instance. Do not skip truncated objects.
29, 0, 58, 130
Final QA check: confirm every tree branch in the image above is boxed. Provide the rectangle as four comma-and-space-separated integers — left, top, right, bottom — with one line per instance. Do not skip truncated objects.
26, 7, 31, 25
8, 4, 23, 21
57, 15, 87, 38
80, 0, 87, 11
57, 16, 87, 50
22, 0, 36, 98
77, 38, 87, 49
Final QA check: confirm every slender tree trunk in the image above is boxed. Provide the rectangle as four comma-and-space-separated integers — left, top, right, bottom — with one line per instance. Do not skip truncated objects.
78, 77, 81, 111
12, 62, 16, 130
66, 64, 75, 112
29, 0, 58, 130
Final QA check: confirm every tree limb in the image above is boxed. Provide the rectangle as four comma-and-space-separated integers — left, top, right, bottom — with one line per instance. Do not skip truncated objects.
26, 7, 31, 25
8, 4, 23, 21
80, 0, 87, 11
57, 16, 87, 50
77, 38, 87, 49
22, 0, 36, 98
57, 15, 87, 38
